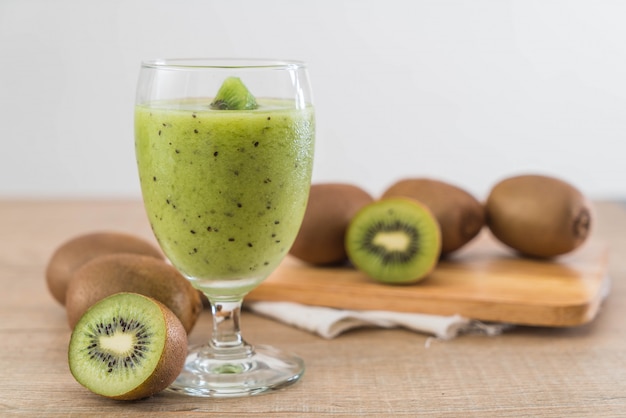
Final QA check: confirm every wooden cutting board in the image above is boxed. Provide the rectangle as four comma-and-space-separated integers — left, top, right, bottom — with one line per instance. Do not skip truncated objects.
247, 232, 610, 327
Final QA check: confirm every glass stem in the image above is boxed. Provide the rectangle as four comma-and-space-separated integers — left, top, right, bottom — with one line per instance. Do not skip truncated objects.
207, 297, 253, 360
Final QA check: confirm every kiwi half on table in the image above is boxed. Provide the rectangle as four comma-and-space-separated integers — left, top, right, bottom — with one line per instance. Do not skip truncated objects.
68, 292, 187, 400
345, 197, 441, 284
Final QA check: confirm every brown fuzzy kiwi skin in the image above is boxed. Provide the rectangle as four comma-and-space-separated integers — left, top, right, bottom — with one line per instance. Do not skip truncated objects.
381, 178, 485, 256
485, 174, 592, 258
65, 254, 203, 334
46, 231, 164, 305
112, 297, 187, 400
289, 183, 374, 265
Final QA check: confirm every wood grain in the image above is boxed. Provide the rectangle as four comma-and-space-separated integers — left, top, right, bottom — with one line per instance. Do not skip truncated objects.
0, 199, 625, 417
248, 232, 609, 326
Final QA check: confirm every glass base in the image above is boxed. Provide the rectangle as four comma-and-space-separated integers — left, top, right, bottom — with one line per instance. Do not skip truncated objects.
167, 344, 305, 398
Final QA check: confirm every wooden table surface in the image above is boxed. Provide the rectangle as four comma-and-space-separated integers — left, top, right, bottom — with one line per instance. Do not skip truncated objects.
1, 199, 625, 417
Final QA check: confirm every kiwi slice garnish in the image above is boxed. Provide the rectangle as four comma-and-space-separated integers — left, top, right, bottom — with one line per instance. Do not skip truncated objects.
210, 76, 258, 110
345, 197, 441, 284
68, 292, 187, 400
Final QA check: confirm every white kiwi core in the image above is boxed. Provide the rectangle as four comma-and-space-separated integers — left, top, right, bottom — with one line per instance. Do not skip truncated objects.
372, 231, 411, 251
99, 332, 134, 353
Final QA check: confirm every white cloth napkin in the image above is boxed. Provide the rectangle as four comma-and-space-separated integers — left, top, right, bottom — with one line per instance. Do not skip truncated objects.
246, 301, 512, 340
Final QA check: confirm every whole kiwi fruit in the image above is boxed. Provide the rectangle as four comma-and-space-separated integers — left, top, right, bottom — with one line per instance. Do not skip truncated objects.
381, 178, 485, 255
68, 292, 187, 400
345, 197, 441, 284
485, 174, 592, 258
46, 231, 164, 305
289, 183, 374, 265
65, 253, 203, 334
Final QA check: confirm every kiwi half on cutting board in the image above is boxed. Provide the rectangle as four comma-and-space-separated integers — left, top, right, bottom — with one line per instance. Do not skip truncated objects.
345, 197, 441, 284
68, 292, 187, 400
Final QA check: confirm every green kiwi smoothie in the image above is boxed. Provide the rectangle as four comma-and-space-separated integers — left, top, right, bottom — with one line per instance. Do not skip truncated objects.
135, 98, 314, 296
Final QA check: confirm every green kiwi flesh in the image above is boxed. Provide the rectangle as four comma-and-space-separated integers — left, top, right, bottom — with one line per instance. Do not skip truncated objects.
210, 77, 258, 110
345, 197, 441, 284
68, 292, 187, 400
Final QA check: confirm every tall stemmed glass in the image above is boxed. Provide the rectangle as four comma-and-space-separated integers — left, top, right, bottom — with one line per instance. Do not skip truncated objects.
134, 59, 315, 397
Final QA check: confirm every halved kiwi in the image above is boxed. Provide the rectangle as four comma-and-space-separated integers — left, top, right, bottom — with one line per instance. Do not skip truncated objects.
210, 76, 258, 110
68, 292, 187, 400
345, 197, 441, 284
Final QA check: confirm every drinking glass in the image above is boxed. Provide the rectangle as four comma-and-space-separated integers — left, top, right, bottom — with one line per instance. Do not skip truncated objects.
134, 58, 315, 397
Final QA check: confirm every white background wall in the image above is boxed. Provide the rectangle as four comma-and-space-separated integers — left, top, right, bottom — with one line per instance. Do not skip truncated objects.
1, 0, 625, 200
